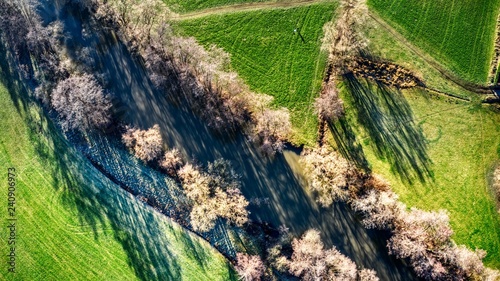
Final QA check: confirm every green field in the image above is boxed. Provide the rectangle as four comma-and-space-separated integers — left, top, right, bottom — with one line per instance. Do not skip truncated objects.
334, 81, 500, 268
164, 0, 264, 13
0, 80, 235, 279
368, 0, 500, 84
175, 3, 336, 145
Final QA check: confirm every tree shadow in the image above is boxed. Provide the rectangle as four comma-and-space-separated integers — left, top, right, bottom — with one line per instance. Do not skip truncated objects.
0, 4, 236, 281
328, 116, 370, 172
343, 72, 433, 184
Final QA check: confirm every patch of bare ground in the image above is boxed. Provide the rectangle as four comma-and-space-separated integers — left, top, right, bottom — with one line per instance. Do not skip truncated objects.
346, 56, 422, 88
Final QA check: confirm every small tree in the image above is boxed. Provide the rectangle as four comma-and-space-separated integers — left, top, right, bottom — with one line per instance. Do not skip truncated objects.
314, 82, 344, 122
159, 148, 183, 175
288, 229, 358, 281
51, 74, 111, 132
300, 147, 357, 206
178, 160, 249, 232
351, 189, 403, 229
235, 253, 266, 281
122, 124, 163, 162
253, 108, 292, 155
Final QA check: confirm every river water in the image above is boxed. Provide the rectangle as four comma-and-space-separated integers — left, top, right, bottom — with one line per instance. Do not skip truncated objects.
37, 1, 418, 280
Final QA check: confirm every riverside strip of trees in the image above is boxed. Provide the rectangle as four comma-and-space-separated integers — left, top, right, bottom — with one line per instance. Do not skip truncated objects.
2, 0, 499, 280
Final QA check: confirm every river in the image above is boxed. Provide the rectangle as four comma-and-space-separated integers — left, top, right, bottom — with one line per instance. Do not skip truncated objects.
38, 1, 417, 280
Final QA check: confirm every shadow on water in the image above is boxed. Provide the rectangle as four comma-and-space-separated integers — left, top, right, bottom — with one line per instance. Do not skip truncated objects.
0, 2, 240, 281
78, 11, 418, 281
343, 72, 433, 184
5, 0, 420, 279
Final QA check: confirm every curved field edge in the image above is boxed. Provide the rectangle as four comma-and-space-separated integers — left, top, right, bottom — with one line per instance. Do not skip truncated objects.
0, 80, 236, 280
367, 0, 500, 84
335, 82, 500, 268
174, 3, 336, 146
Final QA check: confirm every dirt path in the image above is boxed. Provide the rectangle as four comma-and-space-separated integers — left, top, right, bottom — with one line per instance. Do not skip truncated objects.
172, 0, 335, 20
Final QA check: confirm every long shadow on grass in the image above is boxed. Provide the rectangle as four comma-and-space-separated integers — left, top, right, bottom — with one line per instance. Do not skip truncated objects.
328, 116, 370, 172
81, 9, 419, 281
0, 8, 235, 281
4, 1, 420, 279
343, 73, 433, 184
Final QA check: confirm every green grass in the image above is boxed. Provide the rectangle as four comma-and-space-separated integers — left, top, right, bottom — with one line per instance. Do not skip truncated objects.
0, 80, 235, 279
368, 0, 500, 84
335, 82, 500, 268
175, 3, 336, 146
163, 0, 265, 13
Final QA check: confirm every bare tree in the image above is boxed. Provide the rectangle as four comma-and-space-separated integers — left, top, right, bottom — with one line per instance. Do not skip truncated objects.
288, 229, 359, 281
122, 124, 163, 162
351, 189, 404, 229
235, 253, 266, 281
358, 269, 379, 281
387, 207, 487, 280
253, 108, 292, 155
178, 160, 248, 232
51, 74, 111, 132
300, 147, 358, 206
314, 82, 345, 122
159, 148, 183, 175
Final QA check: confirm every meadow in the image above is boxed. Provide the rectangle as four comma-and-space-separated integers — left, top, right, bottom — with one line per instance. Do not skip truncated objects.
368, 0, 500, 84
334, 81, 500, 268
175, 3, 336, 145
0, 80, 235, 280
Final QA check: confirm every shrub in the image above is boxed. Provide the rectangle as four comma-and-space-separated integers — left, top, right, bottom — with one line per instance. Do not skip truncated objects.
159, 148, 183, 175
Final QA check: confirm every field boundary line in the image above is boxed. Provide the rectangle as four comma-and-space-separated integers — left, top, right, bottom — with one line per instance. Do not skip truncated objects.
487, 11, 500, 85
368, 10, 492, 95
171, 0, 335, 21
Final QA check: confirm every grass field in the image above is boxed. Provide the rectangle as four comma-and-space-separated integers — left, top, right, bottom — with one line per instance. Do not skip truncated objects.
0, 80, 235, 279
333, 81, 500, 268
175, 3, 336, 146
368, 0, 500, 84
164, 0, 264, 13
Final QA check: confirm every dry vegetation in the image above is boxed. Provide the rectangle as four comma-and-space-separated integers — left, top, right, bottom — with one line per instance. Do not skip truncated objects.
122, 125, 163, 163
178, 160, 249, 232
52, 74, 111, 132
235, 253, 266, 281
300, 145, 500, 280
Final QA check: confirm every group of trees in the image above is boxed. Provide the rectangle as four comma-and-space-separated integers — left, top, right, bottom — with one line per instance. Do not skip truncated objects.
120, 124, 249, 232
300, 145, 496, 280
96, 0, 292, 155
268, 229, 378, 281
0, 1, 113, 133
